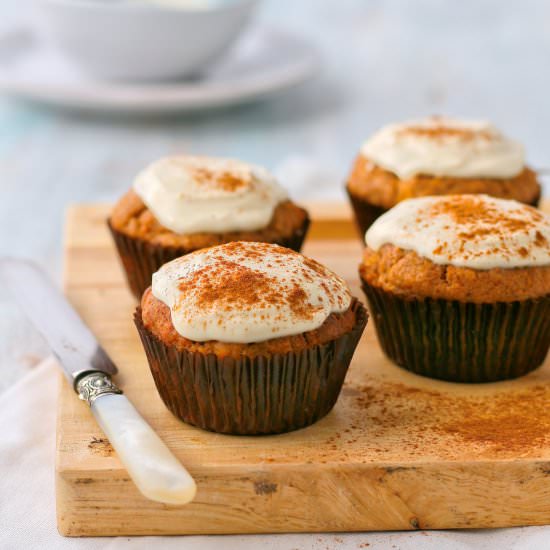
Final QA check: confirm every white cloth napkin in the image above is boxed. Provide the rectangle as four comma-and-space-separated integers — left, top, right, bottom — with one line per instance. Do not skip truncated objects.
1, 358, 548, 550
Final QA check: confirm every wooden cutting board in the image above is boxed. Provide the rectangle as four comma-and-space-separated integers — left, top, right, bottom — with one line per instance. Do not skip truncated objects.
57, 202, 550, 536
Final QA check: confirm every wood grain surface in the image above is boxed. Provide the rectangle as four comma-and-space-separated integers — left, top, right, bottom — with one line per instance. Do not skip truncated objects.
57, 202, 550, 536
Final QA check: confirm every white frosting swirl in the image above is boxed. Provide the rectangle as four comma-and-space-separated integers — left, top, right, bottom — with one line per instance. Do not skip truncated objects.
361, 117, 525, 179
152, 242, 352, 343
133, 156, 288, 234
365, 195, 550, 270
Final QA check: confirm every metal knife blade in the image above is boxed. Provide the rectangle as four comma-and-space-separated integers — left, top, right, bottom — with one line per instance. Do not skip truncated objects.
0, 258, 117, 386
0, 257, 197, 504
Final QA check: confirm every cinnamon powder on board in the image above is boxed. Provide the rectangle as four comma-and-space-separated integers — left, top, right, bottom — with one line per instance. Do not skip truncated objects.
351, 380, 550, 455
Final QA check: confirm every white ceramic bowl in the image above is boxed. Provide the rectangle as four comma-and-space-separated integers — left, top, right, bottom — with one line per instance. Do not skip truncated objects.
39, 0, 258, 81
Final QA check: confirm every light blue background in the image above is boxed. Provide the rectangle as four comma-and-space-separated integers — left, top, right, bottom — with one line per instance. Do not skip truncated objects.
1, 0, 549, 265
1, 5, 550, 548
0, 0, 549, 385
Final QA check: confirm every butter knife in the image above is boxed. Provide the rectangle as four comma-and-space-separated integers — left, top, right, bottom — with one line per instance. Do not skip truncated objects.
0, 258, 196, 505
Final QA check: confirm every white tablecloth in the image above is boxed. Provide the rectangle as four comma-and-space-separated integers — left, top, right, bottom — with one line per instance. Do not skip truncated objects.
1, 358, 549, 550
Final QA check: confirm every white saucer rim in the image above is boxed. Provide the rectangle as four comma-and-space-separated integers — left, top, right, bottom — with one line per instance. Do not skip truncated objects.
0, 26, 321, 112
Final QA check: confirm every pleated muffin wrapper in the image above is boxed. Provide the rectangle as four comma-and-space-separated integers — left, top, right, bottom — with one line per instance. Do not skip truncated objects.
134, 299, 368, 435
346, 188, 541, 246
361, 278, 550, 383
346, 187, 388, 242
108, 216, 310, 300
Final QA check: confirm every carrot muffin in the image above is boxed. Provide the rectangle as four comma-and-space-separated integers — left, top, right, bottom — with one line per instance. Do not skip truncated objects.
359, 194, 550, 382
109, 155, 310, 298
135, 241, 367, 434
346, 116, 541, 238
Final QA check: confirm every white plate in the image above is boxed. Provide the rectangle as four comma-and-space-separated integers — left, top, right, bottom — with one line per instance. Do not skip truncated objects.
0, 25, 320, 113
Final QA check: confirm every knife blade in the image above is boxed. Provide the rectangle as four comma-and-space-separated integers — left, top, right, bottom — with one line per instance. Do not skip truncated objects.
0, 258, 196, 505
0, 258, 117, 384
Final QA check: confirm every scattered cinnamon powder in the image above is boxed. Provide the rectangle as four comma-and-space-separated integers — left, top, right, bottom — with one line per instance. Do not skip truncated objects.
397, 123, 493, 142
287, 285, 315, 320
179, 260, 277, 310
431, 195, 543, 230
350, 379, 550, 455
421, 195, 550, 262
303, 256, 332, 277
535, 230, 549, 248
189, 166, 250, 192
171, 242, 350, 324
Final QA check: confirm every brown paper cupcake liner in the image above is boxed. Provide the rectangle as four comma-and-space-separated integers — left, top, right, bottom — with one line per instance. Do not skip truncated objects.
530, 190, 541, 208
134, 300, 367, 435
345, 188, 388, 242
108, 216, 310, 300
346, 189, 541, 245
361, 279, 550, 383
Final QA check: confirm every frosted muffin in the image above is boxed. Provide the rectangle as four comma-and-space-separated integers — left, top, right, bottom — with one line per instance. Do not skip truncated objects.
346, 116, 541, 237
135, 241, 368, 434
109, 156, 310, 298
359, 194, 550, 382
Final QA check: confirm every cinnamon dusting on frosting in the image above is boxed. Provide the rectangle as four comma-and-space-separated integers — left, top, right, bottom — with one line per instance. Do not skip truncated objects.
426, 196, 546, 263
397, 122, 493, 142
152, 241, 351, 343
366, 195, 550, 270
133, 155, 287, 234
190, 166, 250, 192
535, 231, 549, 247
178, 261, 272, 309
361, 116, 524, 179
431, 194, 543, 229
177, 258, 317, 323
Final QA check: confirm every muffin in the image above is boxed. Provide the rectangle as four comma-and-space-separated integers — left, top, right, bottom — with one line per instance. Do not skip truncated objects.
359, 194, 550, 383
135, 241, 368, 435
346, 116, 541, 238
109, 155, 310, 298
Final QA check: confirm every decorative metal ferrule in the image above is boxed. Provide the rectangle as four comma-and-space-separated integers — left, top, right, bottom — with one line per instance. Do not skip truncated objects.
76, 371, 122, 406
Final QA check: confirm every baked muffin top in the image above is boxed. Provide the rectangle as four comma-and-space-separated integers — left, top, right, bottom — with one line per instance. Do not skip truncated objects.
150, 241, 352, 344
361, 116, 524, 180
347, 117, 540, 209
132, 155, 288, 234
346, 155, 540, 209
110, 191, 307, 249
361, 195, 550, 302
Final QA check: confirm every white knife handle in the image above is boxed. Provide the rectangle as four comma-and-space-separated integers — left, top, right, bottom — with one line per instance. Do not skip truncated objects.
77, 373, 196, 505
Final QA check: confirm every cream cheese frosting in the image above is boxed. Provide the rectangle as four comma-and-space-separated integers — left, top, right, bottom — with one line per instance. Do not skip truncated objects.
152, 241, 352, 343
133, 155, 288, 234
360, 116, 525, 179
365, 195, 550, 270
